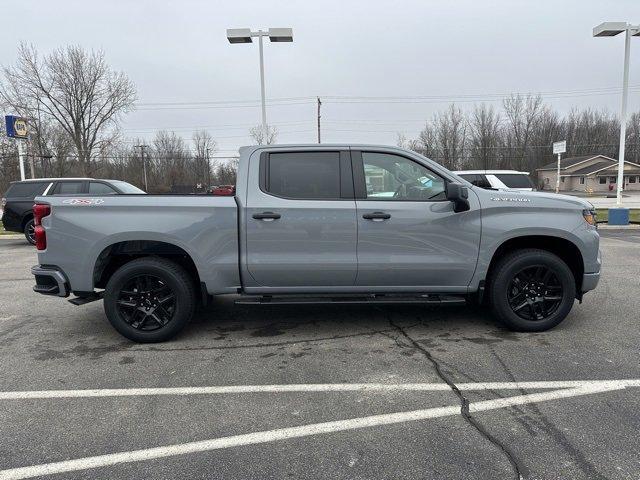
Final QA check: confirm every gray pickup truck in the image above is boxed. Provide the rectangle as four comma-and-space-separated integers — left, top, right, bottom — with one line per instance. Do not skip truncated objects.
31, 145, 601, 342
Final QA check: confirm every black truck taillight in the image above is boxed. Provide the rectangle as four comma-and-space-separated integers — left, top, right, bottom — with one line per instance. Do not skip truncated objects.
33, 203, 51, 250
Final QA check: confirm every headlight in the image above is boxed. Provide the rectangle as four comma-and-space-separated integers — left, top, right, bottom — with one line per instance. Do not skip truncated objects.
583, 209, 597, 227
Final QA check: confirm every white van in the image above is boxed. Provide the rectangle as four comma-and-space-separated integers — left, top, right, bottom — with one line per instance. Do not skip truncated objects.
453, 170, 535, 191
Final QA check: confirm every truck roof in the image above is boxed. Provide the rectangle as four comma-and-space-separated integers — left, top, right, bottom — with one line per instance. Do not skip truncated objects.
239, 143, 432, 155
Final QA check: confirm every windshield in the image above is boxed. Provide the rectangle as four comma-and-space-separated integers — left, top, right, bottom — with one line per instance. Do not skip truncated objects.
111, 181, 146, 194
494, 174, 534, 189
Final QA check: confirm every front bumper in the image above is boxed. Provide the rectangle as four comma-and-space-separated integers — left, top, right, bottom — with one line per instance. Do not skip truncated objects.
582, 248, 602, 293
582, 272, 600, 293
31, 265, 70, 297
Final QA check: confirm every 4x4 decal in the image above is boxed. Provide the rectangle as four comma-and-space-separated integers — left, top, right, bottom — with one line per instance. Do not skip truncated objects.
62, 198, 105, 206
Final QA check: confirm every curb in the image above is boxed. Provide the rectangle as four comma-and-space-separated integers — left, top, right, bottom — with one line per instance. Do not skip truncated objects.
0, 235, 26, 240
598, 224, 640, 230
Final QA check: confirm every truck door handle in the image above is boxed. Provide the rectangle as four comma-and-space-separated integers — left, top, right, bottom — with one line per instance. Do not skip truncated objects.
252, 211, 281, 220
362, 212, 391, 220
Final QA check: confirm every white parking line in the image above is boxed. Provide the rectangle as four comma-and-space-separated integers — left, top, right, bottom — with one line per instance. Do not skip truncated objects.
0, 382, 628, 480
1, 379, 639, 400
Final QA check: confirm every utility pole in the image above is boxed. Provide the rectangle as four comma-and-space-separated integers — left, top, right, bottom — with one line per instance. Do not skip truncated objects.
134, 144, 149, 192
317, 97, 322, 144
206, 147, 211, 187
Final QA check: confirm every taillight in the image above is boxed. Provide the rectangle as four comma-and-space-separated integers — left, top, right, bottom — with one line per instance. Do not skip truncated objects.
34, 226, 46, 250
33, 203, 51, 250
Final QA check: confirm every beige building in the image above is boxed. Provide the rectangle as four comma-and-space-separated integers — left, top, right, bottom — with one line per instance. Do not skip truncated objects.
537, 155, 640, 193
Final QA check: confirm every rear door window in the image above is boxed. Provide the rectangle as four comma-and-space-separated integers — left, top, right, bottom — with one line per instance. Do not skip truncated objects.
52, 181, 85, 195
6, 182, 49, 198
264, 152, 342, 199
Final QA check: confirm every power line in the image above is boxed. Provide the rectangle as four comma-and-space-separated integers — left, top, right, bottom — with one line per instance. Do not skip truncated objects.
132, 84, 640, 110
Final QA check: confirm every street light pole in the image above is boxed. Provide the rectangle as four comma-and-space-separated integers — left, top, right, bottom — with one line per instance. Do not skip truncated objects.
616, 28, 631, 206
593, 22, 640, 207
227, 27, 293, 140
257, 32, 268, 135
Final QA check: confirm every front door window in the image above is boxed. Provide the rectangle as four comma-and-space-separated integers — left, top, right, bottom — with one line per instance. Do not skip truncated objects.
361, 152, 446, 201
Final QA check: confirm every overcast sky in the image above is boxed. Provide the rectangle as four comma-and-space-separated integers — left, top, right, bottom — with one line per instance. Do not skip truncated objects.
2, 0, 640, 155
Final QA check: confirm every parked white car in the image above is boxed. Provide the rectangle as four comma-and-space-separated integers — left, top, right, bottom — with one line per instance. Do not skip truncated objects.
454, 170, 535, 191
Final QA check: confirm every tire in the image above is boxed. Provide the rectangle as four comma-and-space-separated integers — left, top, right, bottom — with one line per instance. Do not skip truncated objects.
24, 218, 36, 245
103, 257, 196, 342
488, 248, 576, 332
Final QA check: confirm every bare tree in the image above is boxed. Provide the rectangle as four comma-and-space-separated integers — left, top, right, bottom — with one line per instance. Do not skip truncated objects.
152, 131, 189, 190
0, 43, 136, 176
468, 103, 502, 170
249, 125, 278, 145
35, 120, 75, 177
564, 108, 619, 159
212, 160, 238, 185
627, 112, 640, 163
502, 94, 543, 171
406, 121, 439, 160
192, 130, 217, 184
434, 104, 467, 170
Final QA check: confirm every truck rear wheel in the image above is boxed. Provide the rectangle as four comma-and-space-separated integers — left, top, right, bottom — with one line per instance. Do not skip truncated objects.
103, 257, 196, 342
488, 249, 576, 332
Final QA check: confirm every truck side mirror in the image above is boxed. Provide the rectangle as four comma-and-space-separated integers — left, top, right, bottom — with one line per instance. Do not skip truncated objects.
446, 182, 470, 213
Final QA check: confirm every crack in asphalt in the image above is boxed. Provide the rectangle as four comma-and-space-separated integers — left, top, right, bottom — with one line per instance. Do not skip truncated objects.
129, 329, 396, 353
386, 316, 523, 480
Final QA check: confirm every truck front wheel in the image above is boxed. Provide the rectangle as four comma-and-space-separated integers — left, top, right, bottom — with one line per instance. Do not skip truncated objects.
488, 249, 576, 332
103, 257, 196, 342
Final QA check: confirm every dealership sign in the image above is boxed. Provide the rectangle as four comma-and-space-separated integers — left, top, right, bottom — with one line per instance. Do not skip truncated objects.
552, 140, 566, 155
5, 115, 28, 138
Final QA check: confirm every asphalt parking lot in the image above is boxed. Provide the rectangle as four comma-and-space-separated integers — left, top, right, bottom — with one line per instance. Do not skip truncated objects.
1, 231, 639, 480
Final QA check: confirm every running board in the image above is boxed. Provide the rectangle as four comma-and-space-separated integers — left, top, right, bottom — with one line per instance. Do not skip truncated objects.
68, 292, 103, 306
235, 294, 466, 306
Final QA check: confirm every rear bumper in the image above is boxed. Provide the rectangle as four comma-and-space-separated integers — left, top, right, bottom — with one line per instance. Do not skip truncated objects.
31, 265, 70, 297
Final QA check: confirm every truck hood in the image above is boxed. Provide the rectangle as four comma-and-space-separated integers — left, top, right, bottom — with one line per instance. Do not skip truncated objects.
474, 188, 594, 210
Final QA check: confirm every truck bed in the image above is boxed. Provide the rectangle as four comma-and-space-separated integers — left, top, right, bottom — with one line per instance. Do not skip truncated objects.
35, 194, 240, 295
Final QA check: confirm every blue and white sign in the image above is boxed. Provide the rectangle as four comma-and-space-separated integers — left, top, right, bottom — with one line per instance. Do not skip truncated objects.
5, 115, 28, 138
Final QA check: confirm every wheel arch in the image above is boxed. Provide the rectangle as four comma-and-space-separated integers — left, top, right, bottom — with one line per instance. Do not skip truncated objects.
484, 235, 584, 298
92, 240, 203, 300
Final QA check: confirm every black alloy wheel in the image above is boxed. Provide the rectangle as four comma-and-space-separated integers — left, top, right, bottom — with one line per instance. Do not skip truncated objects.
104, 257, 196, 342
116, 274, 177, 331
25, 219, 36, 245
488, 248, 576, 332
507, 265, 564, 321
